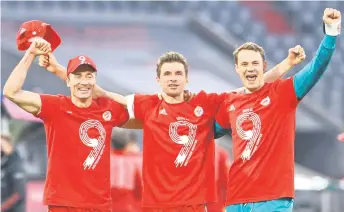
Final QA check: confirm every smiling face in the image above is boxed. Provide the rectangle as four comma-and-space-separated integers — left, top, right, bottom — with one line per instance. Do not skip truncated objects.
234, 42, 267, 93
66, 64, 96, 100
156, 52, 188, 97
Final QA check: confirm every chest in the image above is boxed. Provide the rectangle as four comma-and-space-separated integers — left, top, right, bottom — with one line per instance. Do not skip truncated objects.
145, 102, 215, 133
228, 92, 283, 136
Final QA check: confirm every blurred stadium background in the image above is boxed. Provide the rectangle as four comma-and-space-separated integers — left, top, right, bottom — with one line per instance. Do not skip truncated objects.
1, 1, 344, 212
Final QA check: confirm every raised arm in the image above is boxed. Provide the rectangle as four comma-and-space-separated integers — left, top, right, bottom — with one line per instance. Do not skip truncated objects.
293, 8, 340, 100
264, 45, 306, 83
39, 53, 127, 106
3, 40, 51, 115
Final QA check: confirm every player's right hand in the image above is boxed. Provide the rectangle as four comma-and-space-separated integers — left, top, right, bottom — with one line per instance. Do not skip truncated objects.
38, 53, 58, 73
27, 39, 51, 56
287, 45, 306, 66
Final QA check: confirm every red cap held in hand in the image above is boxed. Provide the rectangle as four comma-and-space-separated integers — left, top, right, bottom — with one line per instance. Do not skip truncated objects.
16, 20, 61, 52
67, 55, 98, 76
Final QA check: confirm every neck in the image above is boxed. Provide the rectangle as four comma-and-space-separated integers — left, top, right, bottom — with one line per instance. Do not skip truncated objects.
244, 83, 265, 94
71, 96, 92, 108
162, 93, 184, 104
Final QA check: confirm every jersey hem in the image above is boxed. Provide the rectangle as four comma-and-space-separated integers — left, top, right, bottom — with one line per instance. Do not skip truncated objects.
141, 200, 216, 208
44, 199, 111, 210
225, 194, 294, 205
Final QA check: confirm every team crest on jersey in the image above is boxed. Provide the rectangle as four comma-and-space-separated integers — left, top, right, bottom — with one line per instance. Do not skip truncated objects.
260, 96, 270, 106
194, 106, 203, 117
102, 111, 112, 121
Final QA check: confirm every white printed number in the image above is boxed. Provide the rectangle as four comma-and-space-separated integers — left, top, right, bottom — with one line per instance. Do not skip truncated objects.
169, 120, 197, 167
79, 120, 106, 170
79, 56, 86, 64
236, 110, 262, 161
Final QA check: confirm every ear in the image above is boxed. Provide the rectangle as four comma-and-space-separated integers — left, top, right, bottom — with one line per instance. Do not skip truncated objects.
66, 77, 70, 88
186, 76, 189, 84
235, 64, 240, 74
263, 61, 268, 72
156, 76, 160, 84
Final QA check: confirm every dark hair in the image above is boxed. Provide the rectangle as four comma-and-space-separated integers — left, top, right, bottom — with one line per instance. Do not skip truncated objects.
156, 51, 188, 77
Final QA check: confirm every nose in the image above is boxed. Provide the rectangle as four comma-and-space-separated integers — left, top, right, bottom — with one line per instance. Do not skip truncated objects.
246, 65, 255, 72
79, 77, 90, 85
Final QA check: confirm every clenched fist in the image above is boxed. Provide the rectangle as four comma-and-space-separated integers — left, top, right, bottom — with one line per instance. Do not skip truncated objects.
27, 39, 51, 56
323, 8, 341, 25
39, 53, 58, 73
287, 45, 306, 66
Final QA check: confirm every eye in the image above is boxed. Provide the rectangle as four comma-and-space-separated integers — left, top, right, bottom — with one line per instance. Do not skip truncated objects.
253, 61, 260, 65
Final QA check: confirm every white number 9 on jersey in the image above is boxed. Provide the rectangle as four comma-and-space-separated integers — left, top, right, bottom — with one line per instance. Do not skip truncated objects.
79, 120, 106, 170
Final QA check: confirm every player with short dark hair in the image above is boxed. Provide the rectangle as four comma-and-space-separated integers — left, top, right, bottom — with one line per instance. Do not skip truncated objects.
3, 40, 129, 212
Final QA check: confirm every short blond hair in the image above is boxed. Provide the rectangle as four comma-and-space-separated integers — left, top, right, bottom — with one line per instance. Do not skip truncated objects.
156, 51, 188, 77
233, 42, 265, 64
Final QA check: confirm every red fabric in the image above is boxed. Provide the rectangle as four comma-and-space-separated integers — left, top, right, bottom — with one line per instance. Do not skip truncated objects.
16, 20, 61, 51
128, 91, 226, 207
142, 204, 207, 212
216, 77, 299, 205
66, 55, 98, 76
48, 206, 111, 212
36, 95, 128, 210
111, 150, 142, 212
207, 145, 230, 212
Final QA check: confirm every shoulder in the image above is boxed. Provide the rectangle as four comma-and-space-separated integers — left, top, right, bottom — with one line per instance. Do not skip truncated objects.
132, 93, 160, 105
40, 94, 65, 102
190, 90, 227, 103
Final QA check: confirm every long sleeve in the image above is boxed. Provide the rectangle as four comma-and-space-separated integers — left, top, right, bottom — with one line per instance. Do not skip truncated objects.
293, 35, 337, 100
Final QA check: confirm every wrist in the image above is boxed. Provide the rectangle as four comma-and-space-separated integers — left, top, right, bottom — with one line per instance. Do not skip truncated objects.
324, 21, 341, 36
94, 86, 106, 98
284, 58, 295, 68
47, 64, 58, 73
24, 51, 36, 59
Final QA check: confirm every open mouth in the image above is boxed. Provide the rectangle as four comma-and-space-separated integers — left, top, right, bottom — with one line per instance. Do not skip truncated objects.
77, 87, 91, 93
168, 84, 179, 89
245, 74, 257, 82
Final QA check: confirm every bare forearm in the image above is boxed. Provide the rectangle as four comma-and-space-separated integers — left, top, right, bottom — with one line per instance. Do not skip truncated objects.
101, 89, 127, 106
264, 59, 293, 83
3, 52, 35, 98
50, 63, 68, 81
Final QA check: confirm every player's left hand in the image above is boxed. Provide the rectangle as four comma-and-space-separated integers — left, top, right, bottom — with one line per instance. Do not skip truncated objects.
183, 90, 195, 102
287, 45, 306, 66
323, 8, 341, 25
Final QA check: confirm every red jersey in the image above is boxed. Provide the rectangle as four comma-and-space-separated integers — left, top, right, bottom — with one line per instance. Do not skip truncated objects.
207, 145, 230, 212
126, 91, 225, 207
216, 78, 299, 205
110, 150, 142, 212
36, 95, 129, 210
